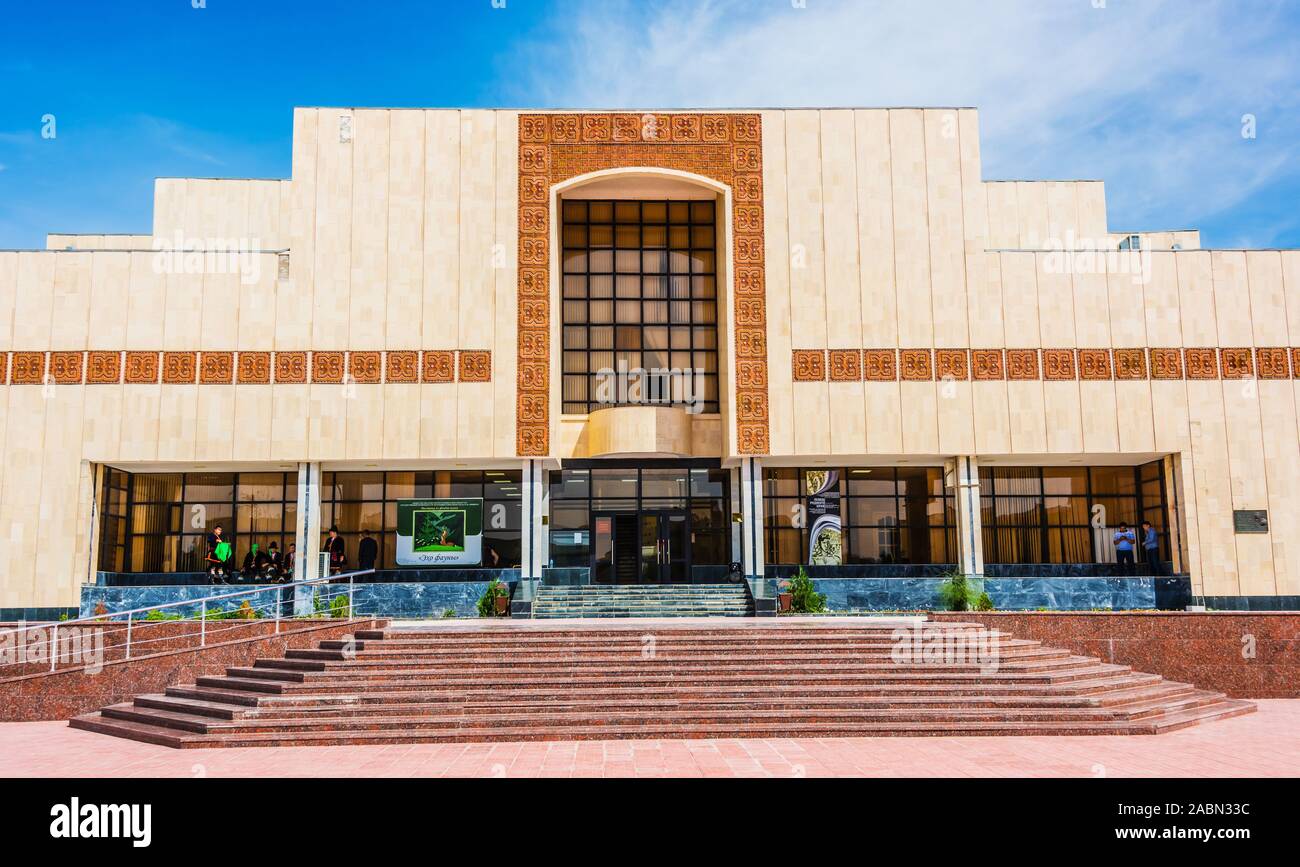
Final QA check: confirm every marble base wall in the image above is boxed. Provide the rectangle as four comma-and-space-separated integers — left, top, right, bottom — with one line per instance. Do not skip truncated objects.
930, 612, 1300, 698
80, 582, 515, 620
0, 607, 79, 622
761, 576, 1176, 610
96, 569, 522, 586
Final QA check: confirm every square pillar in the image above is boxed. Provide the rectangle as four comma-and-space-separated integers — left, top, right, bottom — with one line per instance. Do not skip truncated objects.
519, 459, 546, 596
737, 457, 766, 594
294, 462, 322, 615
946, 456, 984, 578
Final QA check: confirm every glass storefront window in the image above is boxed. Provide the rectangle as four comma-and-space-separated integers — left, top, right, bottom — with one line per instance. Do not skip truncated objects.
101, 470, 296, 573
765, 467, 957, 566
980, 463, 1169, 564
322, 469, 523, 569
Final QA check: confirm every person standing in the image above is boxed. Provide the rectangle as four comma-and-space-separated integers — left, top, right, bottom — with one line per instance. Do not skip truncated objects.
206, 524, 234, 584
358, 529, 378, 572
1113, 522, 1137, 575
1140, 521, 1161, 575
323, 526, 346, 576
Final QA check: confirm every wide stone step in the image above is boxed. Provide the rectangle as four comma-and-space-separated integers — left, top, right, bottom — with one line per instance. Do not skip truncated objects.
250, 654, 1085, 677
157, 682, 1204, 723
69, 698, 1257, 748
230, 655, 1120, 682
99, 698, 1239, 737
69, 620, 1254, 749
278, 646, 1068, 668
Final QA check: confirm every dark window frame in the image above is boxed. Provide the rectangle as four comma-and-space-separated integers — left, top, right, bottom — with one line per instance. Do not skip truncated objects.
560, 198, 720, 415
979, 463, 1170, 565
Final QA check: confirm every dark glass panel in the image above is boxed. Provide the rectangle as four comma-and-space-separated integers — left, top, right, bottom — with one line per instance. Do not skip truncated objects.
1090, 466, 1138, 496
237, 472, 284, 502
131, 473, 182, 504
184, 473, 235, 503
1042, 467, 1088, 496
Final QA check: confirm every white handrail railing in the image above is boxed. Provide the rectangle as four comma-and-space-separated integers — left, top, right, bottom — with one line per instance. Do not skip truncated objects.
1, 568, 376, 676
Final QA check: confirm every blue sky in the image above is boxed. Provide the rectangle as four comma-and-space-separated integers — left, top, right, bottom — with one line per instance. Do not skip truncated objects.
1, 0, 1297, 249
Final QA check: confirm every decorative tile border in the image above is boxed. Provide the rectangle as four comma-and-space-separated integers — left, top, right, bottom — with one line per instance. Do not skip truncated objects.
863, 349, 897, 381
236, 351, 271, 384
1256, 347, 1290, 380
458, 350, 492, 383
49, 352, 83, 384
0, 351, 492, 385
900, 349, 933, 381
825, 349, 858, 382
1077, 348, 1112, 381
1007, 349, 1039, 380
422, 350, 455, 383
1114, 348, 1147, 380
125, 351, 160, 384
971, 349, 1005, 381
519, 111, 768, 456
935, 349, 968, 381
792, 350, 826, 382
788, 347, 1300, 382
87, 351, 121, 384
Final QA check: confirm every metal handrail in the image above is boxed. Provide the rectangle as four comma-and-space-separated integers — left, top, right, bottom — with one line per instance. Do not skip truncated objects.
1, 569, 377, 670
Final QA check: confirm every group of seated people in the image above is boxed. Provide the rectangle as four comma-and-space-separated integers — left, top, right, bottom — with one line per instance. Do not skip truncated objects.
204, 524, 297, 585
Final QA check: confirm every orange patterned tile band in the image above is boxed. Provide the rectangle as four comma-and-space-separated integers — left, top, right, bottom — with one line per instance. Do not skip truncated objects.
517, 112, 769, 457
790, 348, 1300, 381
0, 351, 491, 385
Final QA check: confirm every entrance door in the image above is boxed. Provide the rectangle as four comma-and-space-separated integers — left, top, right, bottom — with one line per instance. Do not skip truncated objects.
592, 512, 641, 584
639, 510, 689, 584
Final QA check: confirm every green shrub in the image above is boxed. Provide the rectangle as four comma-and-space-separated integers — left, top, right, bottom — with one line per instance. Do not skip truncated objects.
936, 571, 988, 612
476, 579, 509, 617
441, 608, 457, 619
787, 567, 826, 614
329, 594, 351, 619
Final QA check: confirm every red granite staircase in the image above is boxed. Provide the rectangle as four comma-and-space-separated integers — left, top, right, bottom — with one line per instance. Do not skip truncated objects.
68, 620, 1254, 748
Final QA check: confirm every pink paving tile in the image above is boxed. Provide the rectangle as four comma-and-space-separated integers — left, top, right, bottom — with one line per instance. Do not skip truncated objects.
2, 700, 1298, 778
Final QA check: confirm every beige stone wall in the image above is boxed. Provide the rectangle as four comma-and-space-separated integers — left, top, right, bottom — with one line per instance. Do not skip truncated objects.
45, 235, 155, 251
758, 108, 1299, 598
2, 107, 1297, 607
152, 178, 292, 249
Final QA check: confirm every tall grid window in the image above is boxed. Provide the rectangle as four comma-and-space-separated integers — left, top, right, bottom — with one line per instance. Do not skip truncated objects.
561, 199, 720, 414
979, 463, 1170, 564
98, 467, 129, 572
98, 470, 298, 573
321, 470, 522, 569
764, 467, 958, 566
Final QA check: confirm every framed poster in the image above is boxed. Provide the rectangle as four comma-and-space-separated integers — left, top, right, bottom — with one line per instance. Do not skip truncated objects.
805, 470, 842, 566
395, 498, 484, 566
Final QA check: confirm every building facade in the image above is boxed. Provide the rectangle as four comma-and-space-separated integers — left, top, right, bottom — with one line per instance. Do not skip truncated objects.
3, 107, 1299, 611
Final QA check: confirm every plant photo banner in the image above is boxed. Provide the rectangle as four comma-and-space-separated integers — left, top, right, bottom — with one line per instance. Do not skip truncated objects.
395, 499, 484, 567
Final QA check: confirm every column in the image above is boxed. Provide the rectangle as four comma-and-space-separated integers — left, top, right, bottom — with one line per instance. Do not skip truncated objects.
737, 457, 766, 594
947, 456, 985, 578
293, 461, 322, 615
1162, 453, 1185, 574
518, 458, 546, 597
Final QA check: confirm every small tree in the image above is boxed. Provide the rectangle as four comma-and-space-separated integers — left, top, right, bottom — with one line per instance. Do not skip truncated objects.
476, 579, 509, 617
787, 567, 826, 614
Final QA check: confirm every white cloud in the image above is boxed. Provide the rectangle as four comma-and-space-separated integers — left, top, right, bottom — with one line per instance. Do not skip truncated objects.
515, 0, 1300, 245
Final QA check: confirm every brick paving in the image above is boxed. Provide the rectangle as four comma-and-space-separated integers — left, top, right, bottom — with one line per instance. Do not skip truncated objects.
3, 699, 1296, 778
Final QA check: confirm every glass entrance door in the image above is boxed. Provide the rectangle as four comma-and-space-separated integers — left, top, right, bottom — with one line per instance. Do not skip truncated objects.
639, 510, 689, 583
